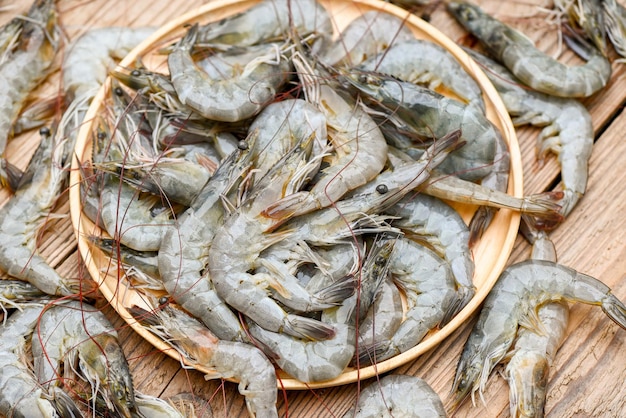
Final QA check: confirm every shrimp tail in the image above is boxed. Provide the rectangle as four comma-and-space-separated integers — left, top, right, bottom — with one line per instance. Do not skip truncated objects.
49, 386, 83, 418
283, 314, 336, 341
468, 206, 496, 248
521, 191, 565, 231
312, 274, 357, 305
0, 158, 24, 191
601, 294, 626, 330
441, 285, 476, 326
356, 340, 393, 367
261, 191, 307, 220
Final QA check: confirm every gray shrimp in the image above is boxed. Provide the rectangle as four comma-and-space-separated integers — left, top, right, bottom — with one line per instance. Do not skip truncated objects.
466, 48, 593, 220
0, 129, 81, 296
0, 0, 59, 191
158, 149, 252, 342
343, 375, 446, 418
130, 302, 278, 418
385, 193, 475, 324
341, 70, 500, 184
195, 0, 332, 48
604, 0, 626, 59
261, 58, 388, 221
358, 38, 486, 110
0, 304, 78, 418
505, 301, 569, 418
358, 237, 457, 366
447, 1, 611, 98
168, 25, 291, 122
32, 300, 138, 418
319, 10, 415, 67
451, 260, 626, 407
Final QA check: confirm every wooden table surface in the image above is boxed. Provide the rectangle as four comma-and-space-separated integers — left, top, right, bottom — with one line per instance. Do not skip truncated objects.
2, 0, 625, 417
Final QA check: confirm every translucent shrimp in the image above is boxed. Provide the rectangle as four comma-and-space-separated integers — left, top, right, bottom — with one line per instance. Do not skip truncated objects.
0, 129, 81, 296
451, 260, 626, 407
168, 25, 291, 122
343, 375, 446, 418
319, 10, 415, 67
447, 1, 611, 98
340, 70, 500, 184
505, 301, 569, 418
466, 48, 593, 219
31, 300, 138, 418
130, 303, 278, 418
358, 38, 486, 110
208, 132, 339, 340
0, 304, 75, 418
358, 237, 457, 366
385, 193, 475, 323
0, 0, 59, 191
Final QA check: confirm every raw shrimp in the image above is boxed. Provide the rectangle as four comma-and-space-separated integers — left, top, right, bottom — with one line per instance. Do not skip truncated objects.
340, 70, 499, 183
0, 0, 59, 191
158, 149, 253, 343
554, 0, 607, 55
447, 1, 611, 98
358, 38, 485, 110
0, 280, 46, 313
32, 300, 138, 418
0, 129, 81, 296
62, 26, 155, 101
207, 133, 337, 341
0, 304, 75, 418
505, 301, 569, 418
195, 0, 332, 48
262, 80, 388, 220
319, 10, 415, 67
135, 392, 193, 418
358, 237, 457, 366
451, 260, 626, 407
130, 303, 278, 418
604, 0, 626, 59
385, 193, 475, 324
466, 48, 593, 219
168, 25, 291, 122
343, 375, 446, 418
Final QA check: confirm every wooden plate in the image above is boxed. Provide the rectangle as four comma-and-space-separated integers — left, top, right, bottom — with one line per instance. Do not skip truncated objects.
69, 0, 521, 390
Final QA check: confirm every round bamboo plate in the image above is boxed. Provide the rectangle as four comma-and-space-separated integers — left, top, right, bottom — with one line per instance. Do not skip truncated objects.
69, 0, 521, 390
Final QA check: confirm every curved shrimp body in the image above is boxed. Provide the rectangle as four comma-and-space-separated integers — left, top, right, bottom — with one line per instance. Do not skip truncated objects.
344, 71, 498, 183
100, 176, 175, 252
208, 137, 337, 341
0, 304, 61, 418
62, 26, 155, 101
466, 49, 593, 219
505, 301, 569, 418
0, 133, 80, 296
196, 0, 331, 48
158, 151, 252, 342
168, 25, 291, 123
359, 238, 457, 365
359, 38, 486, 110
319, 11, 415, 67
131, 304, 278, 418
0, 0, 59, 191
447, 1, 611, 98
452, 259, 626, 406
344, 375, 446, 418
262, 83, 388, 220
31, 300, 138, 418
248, 320, 355, 383
386, 193, 475, 323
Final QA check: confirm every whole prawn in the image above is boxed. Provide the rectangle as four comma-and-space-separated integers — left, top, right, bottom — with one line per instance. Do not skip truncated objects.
130, 302, 278, 418
447, 1, 611, 98
0, 0, 59, 191
451, 260, 626, 407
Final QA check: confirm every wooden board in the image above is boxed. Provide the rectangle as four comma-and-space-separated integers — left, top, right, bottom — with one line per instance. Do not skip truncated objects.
2, 0, 625, 417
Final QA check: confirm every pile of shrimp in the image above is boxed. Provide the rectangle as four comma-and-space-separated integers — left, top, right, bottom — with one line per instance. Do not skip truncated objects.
2, 0, 625, 416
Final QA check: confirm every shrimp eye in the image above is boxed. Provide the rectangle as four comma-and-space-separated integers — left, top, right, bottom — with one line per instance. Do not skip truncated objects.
39, 127, 50, 136
114, 87, 124, 96
131, 69, 141, 77
97, 131, 107, 140
375, 256, 386, 266
237, 140, 248, 150
376, 184, 388, 194
158, 296, 169, 306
